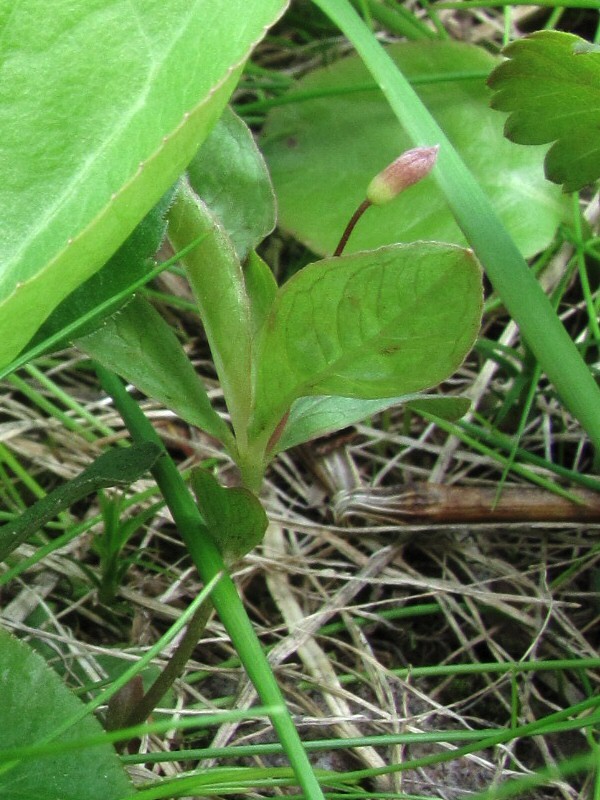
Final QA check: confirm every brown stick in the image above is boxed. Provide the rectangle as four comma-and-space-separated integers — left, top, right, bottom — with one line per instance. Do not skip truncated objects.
335, 484, 600, 525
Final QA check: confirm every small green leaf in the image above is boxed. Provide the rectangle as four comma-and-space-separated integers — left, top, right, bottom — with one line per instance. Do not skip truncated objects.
251, 242, 482, 442
276, 394, 471, 452
0, 442, 161, 562
0, 629, 133, 800
405, 395, 471, 420
188, 106, 276, 261
77, 295, 233, 448
261, 40, 566, 258
488, 31, 600, 192
191, 469, 268, 563
245, 250, 279, 337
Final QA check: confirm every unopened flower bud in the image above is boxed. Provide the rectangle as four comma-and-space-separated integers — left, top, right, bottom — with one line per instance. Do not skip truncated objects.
366, 145, 439, 206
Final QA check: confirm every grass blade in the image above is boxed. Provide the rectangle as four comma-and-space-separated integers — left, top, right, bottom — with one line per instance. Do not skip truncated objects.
96, 366, 326, 800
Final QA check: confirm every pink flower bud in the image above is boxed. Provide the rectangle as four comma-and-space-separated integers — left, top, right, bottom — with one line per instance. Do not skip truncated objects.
366, 145, 439, 206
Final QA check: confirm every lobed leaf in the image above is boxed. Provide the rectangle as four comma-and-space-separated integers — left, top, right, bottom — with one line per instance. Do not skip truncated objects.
251, 242, 482, 443
0, 0, 287, 370
488, 31, 600, 192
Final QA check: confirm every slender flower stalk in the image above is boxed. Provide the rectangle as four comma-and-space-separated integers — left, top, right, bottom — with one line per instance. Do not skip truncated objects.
333, 198, 371, 257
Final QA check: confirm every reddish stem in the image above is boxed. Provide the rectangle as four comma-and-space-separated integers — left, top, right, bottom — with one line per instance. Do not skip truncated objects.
333, 198, 372, 257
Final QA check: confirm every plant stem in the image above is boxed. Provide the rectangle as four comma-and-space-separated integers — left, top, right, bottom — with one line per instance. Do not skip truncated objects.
123, 600, 213, 730
167, 183, 252, 450
334, 198, 371, 256
95, 365, 326, 800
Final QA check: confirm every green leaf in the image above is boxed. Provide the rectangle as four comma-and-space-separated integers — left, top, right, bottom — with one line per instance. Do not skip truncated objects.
0, 0, 287, 371
572, 41, 600, 55
191, 469, 268, 563
310, 0, 600, 457
245, 250, 279, 337
77, 295, 233, 448
487, 31, 600, 192
22, 187, 177, 358
261, 40, 566, 258
405, 395, 471, 420
251, 242, 482, 442
0, 440, 160, 566
0, 629, 132, 800
188, 106, 277, 261
168, 182, 253, 438
276, 393, 471, 452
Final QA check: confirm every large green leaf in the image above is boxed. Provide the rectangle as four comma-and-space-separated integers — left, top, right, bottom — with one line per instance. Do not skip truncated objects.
188, 106, 276, 262
0, 0, 287, 371
261, 40, 566, 258
309, 0, 600, 457
488, 31, 600, 192
77, 296, 233, 448
0, 628, 132, 800
251, 242, 482, 442
20, 187, 177, 364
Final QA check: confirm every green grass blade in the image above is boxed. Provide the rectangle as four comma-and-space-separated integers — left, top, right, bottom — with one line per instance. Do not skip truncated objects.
96, 366, 326, 800
0, 443, 161, 562
312, 0, 600, 450
436, 0, 600, 8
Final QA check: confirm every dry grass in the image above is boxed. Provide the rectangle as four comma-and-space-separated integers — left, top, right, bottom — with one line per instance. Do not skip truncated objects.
2, 341, 599, 797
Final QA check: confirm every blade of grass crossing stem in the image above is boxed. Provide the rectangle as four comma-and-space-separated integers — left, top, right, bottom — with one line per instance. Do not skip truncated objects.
312, 0, 600, 451
95, 365, 326, 800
